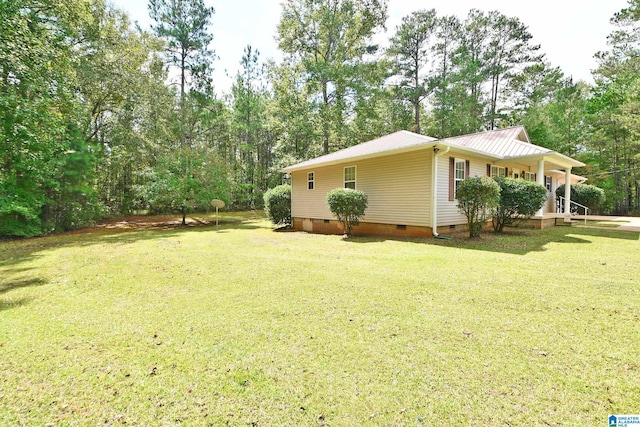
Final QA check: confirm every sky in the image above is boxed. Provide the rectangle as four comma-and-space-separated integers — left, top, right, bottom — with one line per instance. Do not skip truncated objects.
109, 0, 628, 94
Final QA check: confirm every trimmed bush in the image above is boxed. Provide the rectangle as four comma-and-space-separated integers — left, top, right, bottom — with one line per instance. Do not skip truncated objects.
263, 184, 291, 226
326, 188, 368, 236
555, 183, 605, 214
492, 177, 547, 232
456, 176, 500, 237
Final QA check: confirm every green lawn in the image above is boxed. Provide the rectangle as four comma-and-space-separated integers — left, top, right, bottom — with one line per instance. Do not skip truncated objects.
1, 213, 639, 426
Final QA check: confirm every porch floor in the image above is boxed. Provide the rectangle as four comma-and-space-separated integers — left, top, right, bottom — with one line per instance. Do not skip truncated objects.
573, 215, 640, 232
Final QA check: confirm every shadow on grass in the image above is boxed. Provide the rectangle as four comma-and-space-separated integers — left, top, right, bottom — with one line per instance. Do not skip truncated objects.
338, 225, 639, 255
0, 213, 265, 270
0, 277, 46, 311
0, 297, 34, 312
0, 277, 48, 296
431, 226, 639, 255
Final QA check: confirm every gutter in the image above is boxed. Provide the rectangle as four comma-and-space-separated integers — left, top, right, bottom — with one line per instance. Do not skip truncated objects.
431, 144, 450, 237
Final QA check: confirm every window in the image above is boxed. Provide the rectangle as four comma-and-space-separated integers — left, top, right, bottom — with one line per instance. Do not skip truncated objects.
307, 172, 315, 190
545, 176, 552, 192
524, 171, 536, 182
450, 158, 469, 201
344, 166, 356, 189
491, 166, 506, 178
511, 168, 520, 179
454, 159, 466, 193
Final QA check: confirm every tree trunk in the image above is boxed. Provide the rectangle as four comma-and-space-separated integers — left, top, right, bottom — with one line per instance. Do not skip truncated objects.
322, 80, 330, 154
414, 51, 421, 134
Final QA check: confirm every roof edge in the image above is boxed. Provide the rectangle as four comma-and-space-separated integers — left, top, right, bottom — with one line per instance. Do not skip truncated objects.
281, 140, 439, 173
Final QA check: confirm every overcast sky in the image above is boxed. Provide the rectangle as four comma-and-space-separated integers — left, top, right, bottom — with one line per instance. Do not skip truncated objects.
109, 0, 628, 94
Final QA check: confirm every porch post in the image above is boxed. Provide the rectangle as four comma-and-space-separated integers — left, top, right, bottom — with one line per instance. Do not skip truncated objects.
536, 159, 545, 217
564, 168, 572, 222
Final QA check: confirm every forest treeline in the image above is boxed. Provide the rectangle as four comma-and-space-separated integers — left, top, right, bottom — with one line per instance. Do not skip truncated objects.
1, 0, 639, 237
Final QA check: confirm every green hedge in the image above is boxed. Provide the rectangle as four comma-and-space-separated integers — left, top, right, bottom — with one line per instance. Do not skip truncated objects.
555, 184, 605, 213
326, 188, 368, 236
263, 184, 291, 226
456, 176, 500, 237
493, 177, 547, 232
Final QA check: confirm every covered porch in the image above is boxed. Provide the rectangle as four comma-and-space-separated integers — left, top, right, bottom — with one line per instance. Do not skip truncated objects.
495, 152, 586, 222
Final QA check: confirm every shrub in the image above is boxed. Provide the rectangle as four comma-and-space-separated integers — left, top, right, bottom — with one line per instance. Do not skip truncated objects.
555, 183, 605, 214
456, 176, 500, 237
492, 177, 547, 232
263, 184, 291, 226
326, 188, 368, 236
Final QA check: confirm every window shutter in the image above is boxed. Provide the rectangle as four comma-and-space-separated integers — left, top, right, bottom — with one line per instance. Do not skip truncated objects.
465, 160, 470, 178
449, 157, 455, 201
505, 167, 509, 177
487, 164, 492, 176
534, 173, 537, 181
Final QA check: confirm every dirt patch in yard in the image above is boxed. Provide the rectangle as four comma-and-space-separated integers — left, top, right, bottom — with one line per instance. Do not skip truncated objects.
95, 215, 213, 230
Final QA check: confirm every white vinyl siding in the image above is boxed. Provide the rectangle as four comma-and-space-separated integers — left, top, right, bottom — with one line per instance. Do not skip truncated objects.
291, 151, 432, 226
437, 154, 487, 226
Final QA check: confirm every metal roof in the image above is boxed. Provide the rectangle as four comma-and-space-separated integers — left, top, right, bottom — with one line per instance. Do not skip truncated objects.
281, 126, 584, 172
441, 127, 550, 158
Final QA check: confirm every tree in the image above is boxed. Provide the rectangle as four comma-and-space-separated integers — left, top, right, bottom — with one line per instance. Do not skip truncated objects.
503, 66, 588, 158
0, 0, 97, 236
267, 60, 319, 162
456, 176, 500, 237
429, 14, 463, 137
482, 11, 544, 129
230, 45, 273, 208
588, 0, 640, 214
149, 0, 216, 152
77, 2, 171, 216
427, 9, 545, 134
326, 188, 368, 236
492, 177, 547, 232
137, 147, 230, 225
148, 0, 215, 98
387, 9, 438, 134
277, 0, 388, 154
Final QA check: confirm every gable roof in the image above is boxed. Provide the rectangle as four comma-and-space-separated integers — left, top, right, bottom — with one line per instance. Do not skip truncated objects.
281, 130, 437, 172
281, 126, 584, 172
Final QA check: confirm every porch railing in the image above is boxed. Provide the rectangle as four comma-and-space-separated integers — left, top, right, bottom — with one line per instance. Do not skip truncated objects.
556, 196, 588, 224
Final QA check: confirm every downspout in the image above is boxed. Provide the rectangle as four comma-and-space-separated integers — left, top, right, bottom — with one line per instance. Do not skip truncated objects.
431, 144, 450, 237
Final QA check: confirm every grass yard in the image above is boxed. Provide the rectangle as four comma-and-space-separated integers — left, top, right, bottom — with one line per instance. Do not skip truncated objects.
1, 212, 639, 426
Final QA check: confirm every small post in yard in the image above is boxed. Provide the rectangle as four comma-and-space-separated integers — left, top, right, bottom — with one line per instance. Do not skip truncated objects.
210, 199, 225, 226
